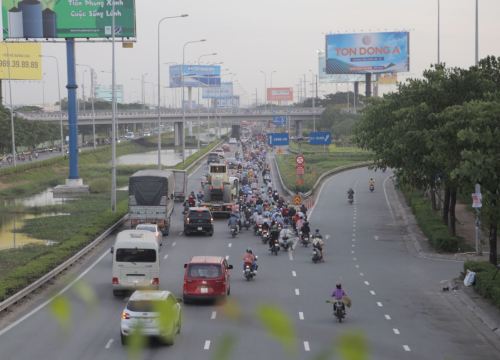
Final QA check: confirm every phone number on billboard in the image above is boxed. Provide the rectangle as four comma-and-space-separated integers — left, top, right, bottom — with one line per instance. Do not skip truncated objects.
0, 60, 39, 68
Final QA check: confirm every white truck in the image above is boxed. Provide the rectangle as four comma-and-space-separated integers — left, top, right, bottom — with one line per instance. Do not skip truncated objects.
173, 169, 188, 202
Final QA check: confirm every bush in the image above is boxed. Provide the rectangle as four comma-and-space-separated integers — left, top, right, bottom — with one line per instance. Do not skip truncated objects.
464, 261, 500, 309
88, 178, 110, 193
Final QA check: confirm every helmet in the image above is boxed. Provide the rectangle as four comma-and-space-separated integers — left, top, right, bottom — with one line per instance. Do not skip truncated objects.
336, 283, 342, 289
246, 248, 253, 254
315, 229, 320, 233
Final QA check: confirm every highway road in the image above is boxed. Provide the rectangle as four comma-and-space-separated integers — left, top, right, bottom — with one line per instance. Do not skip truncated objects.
0, 153, 499, 360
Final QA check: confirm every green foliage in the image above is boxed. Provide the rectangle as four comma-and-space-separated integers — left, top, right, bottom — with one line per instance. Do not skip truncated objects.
212, 334, 237, 360
464, 261, 500, 309
257, 305, 296, 353
50, 295, 71, 331
336, 332, 369, 360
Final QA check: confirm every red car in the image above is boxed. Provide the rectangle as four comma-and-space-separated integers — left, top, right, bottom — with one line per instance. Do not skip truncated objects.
183, 256, 233, 303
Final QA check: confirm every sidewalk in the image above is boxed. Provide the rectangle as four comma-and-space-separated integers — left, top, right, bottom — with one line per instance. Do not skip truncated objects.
389, 177, 500, 341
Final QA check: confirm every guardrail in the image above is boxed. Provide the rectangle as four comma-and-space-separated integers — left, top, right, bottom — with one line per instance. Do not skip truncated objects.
0, 138, 223, 313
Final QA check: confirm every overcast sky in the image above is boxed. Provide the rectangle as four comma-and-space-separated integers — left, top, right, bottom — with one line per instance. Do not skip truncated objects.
3, 0, 500, 107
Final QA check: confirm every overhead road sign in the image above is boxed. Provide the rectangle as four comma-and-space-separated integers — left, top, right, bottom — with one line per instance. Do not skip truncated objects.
272, 115, 287, 126
268, 133, 289, 146
0, 43, 41, 80
325, 32, 409, 74
2, 0, 137, 40
309, 131, 332, 145
169, 64, 221, 88
267, 87, 293, 102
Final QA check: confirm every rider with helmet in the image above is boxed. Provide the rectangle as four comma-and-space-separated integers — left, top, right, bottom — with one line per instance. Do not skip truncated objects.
332, 283, 347, 313
312, 229, 325, 260
243, 248, 258, 271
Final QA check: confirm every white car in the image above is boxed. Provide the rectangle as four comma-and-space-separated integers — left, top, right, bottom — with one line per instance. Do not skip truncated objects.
229, 137, 237, 144
136, 223, 162, 247
120, 290, 182, 345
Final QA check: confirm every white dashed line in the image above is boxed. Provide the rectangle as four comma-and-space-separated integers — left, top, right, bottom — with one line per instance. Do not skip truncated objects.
385, 314, 391, 320
289, 251, 294, 261
393, 328, 400, 335
211, 311, 217, 320
228, 243, 232, 248
304, 341, 310, 352
225, 255, 229, 260
352, 244, 356, 247
292, 270, 297, 277
105, 338, 114, 349
163, 254, 169, 260
403, 345, 411, 352
172, 242, 176, 247
353, 257, 357, 261
377, 302, 383, 307
364, 281, 370, 286
204, 340, 211, 350
359, 272, 364, 277
299, 312, 304, 320
374, 235, 379, 241
295, 288, 300, 296
178, 231, 183, 236
355, 264, 360, 269
370, 290, 376, 296
351, 250, 355, 254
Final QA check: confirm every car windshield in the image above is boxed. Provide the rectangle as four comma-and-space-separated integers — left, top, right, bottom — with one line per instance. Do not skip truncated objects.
116, 248, 156, 263
127, 300, 162, 313
188, 211, 211, 219
188, 264, 222, 279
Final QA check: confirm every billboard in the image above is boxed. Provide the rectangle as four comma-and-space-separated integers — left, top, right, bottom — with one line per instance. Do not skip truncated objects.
2, 0, 136, 39
216, 96, 239, 108
202, 82, 233, 99
318, 51, 364, 83
95, 84, 124, 103
169, 65, 221, 88
268, 133, 289, 146
325, 32, 409, 74
309, 131, 332, 145
267, 87, 293, 102
0, 43, 41, 80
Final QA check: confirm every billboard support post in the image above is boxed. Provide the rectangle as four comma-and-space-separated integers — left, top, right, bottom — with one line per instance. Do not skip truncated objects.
365, 73, 372, 98
65, 39, 79, 180
354, 81, 359, 113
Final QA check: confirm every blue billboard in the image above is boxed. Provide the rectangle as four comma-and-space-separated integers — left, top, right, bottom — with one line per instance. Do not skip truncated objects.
309, 131, 332, 145
169, 65, 221, 88
268, 133, 289, 146
272, 115, 287, 126
325, 32, 409, 74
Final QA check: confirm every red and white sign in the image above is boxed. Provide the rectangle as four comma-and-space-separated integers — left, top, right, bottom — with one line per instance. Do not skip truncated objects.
296, 155, 305, 166
296, 154, 305, 175
267, 87, 294, 101
296, 166, 305, 175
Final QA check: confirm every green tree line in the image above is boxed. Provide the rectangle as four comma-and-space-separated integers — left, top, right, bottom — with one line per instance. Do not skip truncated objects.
354, 56, 500, 265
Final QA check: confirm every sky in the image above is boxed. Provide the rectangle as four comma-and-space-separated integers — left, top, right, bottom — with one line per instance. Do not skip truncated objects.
2, 0, 500, 107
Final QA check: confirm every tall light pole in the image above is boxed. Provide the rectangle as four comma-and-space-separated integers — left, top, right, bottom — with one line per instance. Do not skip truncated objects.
196, 53, 217, 150
163, 62, 177, 108
157, 14, 188, 170
42, 55, 64, 154
309, 69, 316, 132
3, 44, 16, 167
437, 0, 441, 64
111, 0, 117, 212
475, 0, 479, 66
259, 70, 267, 109
182, 39, 206, 163
77, 64, 96, 148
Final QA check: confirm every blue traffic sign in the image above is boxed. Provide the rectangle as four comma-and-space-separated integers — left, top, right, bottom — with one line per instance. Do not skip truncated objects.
268, 133, 289, 146
309, 131, 332, 145
272, 115, 287, 126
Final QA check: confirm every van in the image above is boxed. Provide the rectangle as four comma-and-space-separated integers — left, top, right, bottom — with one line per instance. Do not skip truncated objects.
183, 256, 233, 303
112, 230, 160, 296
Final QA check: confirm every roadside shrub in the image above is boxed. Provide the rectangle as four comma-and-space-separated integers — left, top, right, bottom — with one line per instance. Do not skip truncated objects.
464, 261, 500, 310
88, 178, 110, 193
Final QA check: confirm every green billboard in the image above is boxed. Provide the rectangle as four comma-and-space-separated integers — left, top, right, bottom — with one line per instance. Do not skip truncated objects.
2, 0, 136, 39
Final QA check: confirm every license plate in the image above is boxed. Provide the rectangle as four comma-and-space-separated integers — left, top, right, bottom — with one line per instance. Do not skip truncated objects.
200, 287, 208, 294
197, 227, 203, 231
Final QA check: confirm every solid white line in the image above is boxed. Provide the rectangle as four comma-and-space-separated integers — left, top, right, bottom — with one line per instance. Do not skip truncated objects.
204, 340, 211, 350
105, 338, 114, 349
211, 311, 217, 320
228, 243, 232, 248
292, 270, 297, 277
295, 288, 300, 296
377, 302, 383, 307
163, 254, 169, 260
385, 314, 391, 320
393, 328, 400, 335
304, 341, 310, 352
383, 176, 396, 223
370, 290, 376, 296
364, 281, 370, 286
0, 249, 109, 337
299, 312, 304, 320
172, 242, 176, 247
403, 345, 411, 352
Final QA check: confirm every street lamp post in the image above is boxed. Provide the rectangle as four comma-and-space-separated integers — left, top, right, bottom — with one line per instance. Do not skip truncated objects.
196, 53, 217, 150
157, 14, 188, 170
3, 44, 16, 167
309, 70, 316, 132
42, 55, 64, 155
259, 70, 267, 109
182, 39, 206, 163
111, 0, 117, 212
77, 64, 96, 148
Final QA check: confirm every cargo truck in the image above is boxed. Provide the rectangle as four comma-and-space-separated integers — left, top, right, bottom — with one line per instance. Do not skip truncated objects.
200, 163, 239, 217
173, 169, 188, 202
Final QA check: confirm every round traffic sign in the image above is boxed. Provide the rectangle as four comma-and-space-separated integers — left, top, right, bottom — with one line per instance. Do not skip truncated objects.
296, 155, 305, 165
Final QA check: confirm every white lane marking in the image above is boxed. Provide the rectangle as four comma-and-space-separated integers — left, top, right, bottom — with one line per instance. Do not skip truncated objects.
352, 244, 356, 247
360, 272, 364, 277
374, 235, 379, 241
0, 249, 109, 337
385, 314, 391, 320
370, 290, 376, 296
289, 251, 294, 261
364, 281, 370, 286
211, 311, 217, 320
403, 345, 411, 352
383, 176, 396, 223
225, 255, 229, 260
292, 270, 297, 277
352, 232, 356, 236
353, 215, 357, 219
393, 328, 400, 335
228, 243, 232, 248
163, 254, 169, 260
355, 264, 360, 269
105, 338, 114, 349
353, 257, 357, 261
299, 312, 304, 320
172, 242, 176, 247
204, 340, 211, 350
351, 250, 355, 254
178, 231, 183, 236
377, 302, 383, 307
295, 288, 300, 296
304, 341, 310, 352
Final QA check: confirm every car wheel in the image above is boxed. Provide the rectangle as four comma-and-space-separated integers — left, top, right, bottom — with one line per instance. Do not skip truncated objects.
208, 231, 213, 236
184, 229, 189, 236
176, 317, 181, 334
120, 333, 127, 345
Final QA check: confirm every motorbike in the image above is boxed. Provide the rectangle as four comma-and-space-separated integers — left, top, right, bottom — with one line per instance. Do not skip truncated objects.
327, 300, 346, 323
230, 225, 238, 238
312, 245, 323, 263
243, 218, 251, 230
261, 229, 270, 244
243, 261, 256, 281
300, 232, 310, 247
348, 193, 354, 204
255, 224, 262, 236
280, 236, 293, 251
369, 184, 375, 192
269, 240, 280, 256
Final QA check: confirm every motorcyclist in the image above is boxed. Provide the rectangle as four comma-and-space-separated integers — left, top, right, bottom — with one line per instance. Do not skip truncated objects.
196, 190, 204, 204
279, 224, 294, 250
188, 191, 196, 207
301, 220, 311, 240
228, 214, 239, 233
269, 221, 280, 250
312, 229, 325, 260
347, 188, 355, 201
243, 248, 257, 271
369, 178, 375, 189
331, 283, 347, 313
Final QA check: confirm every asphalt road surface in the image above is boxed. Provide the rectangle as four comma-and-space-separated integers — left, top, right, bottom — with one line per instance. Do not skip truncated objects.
0, 157, 499, 360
